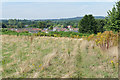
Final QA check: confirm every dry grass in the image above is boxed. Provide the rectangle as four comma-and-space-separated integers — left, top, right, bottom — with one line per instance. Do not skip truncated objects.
1, 35, 118, 78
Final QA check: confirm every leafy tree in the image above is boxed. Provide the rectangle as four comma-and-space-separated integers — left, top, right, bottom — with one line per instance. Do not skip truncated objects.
2, 23, 7, 28
78, 14, 97, 34
49, 26, 53, 30
38, 21, 46, 29
13, 19, 17, 25
8, 19, 14, 25
28, 24, 37, 28
96, 19, 105, 33
17, 22, 24, 28
105, 1, 120, 32
46, 21, 53, 28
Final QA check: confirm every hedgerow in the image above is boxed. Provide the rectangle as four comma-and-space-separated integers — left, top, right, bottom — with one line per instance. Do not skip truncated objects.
1, 29, 90, 38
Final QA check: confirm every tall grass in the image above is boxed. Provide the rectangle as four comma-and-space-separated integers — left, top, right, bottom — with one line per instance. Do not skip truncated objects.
2, 35, 118, 78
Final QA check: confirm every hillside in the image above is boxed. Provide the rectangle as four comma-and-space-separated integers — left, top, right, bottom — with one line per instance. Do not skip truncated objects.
36, 16, 105, 21
1, 35, 118, 78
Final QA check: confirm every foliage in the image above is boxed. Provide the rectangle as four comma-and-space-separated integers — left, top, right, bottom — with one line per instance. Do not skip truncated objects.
37, 21, 46, 29
105, 1, 120, 32
2, 16, 105, 30
2, 19, 79, 29
87, 31, 118, 49
78, 14, 97, 34
2, 23, 7, 28
34, 31, 90, 38
1, 28, 90, 38
1, 28, 32, 36
96, 19, 106, 33
17, 22, 24, 28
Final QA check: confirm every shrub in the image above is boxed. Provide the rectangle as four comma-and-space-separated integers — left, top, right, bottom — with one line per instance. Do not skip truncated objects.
87, 31, 118, 50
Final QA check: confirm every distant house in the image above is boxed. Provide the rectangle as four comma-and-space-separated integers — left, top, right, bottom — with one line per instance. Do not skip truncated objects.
72, 28, 79, 32
49, 29, 53, 31
45, 31, 48, 33
15, 29, 18, 31
73, 28, 79, 31
53, 27, 59, 31
67, 25, 72, 29
24, 25, 29, 27
67, 25, 73, 31
8, 28, 41, 33
29, 31, 39, 33
8, 28, 22, 32
26, 28, 40, 33
16, 29, 24, 32
53, 27, 71, 32
60, 28, 68, 32
8, 27, 79, 33
43, 28, 48, 31
41, 28, 49, 33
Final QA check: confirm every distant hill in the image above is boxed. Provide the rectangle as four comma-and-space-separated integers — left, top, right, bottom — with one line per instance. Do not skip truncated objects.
94, 16, 105, 19
59, 16, 105, 20
1, 16, 105, 22
38, 16, 105, 21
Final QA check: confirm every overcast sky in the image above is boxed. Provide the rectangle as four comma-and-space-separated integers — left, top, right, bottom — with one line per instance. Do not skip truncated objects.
2, 0, 119, 19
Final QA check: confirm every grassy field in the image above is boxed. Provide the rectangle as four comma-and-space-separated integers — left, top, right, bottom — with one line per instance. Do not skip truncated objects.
1, 35, 118, 78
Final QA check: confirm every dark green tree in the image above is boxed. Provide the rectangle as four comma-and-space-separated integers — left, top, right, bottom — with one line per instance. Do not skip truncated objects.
13, 19, 17, 25
8, 19, 14, 25
78, 14, 97, 34
37, 21, 46, 29
17, 22, 24, 28
96, 19, 105, 33
2, 23, 7, 28
46, 20, 53, 28
105, 1, 120, 32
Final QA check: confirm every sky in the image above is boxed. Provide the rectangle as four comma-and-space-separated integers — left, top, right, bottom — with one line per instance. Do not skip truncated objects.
1, 0, 118, 2
1, 0, 119, 19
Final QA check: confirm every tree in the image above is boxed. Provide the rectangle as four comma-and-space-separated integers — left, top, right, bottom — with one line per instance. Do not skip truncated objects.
105, 1, 120, 32
46, 20, 53, 28
96, 19, 105, 33
13, 19, 17, 25
49, 25, 53, 30
37, 21, 46, 29
2, 23, 7, 28
78, 14, 97, 34
8, 19, 14, 25
17, 22, 24, 28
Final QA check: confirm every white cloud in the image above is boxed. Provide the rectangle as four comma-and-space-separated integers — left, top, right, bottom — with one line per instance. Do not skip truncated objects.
1, 0, 118, 2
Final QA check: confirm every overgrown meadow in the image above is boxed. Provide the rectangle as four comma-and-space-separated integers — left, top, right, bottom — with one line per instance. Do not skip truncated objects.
1, 33, 118, 78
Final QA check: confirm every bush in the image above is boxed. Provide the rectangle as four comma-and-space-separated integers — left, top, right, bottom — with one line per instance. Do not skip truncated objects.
87, 31, 118, 49
2, 28, 32, 36
1, 28, 91, 39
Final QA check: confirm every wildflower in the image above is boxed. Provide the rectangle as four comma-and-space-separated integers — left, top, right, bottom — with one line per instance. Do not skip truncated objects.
101, 36, 103, 38
98, 41, 100, 43
32, 64, 35, 66
111, 60, 113, 64
117, 63, 118, 65
39, 64, 42, 67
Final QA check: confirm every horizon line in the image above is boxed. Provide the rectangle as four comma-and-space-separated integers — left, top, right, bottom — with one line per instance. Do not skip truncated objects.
1, 16, 106, 20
